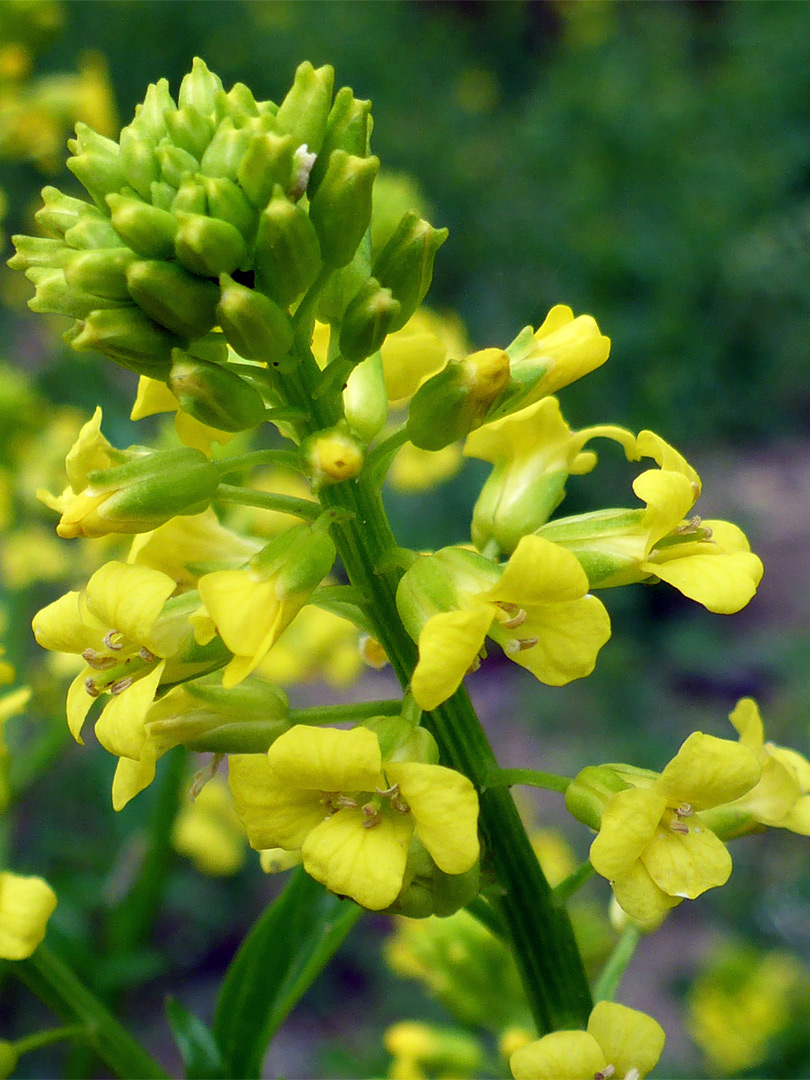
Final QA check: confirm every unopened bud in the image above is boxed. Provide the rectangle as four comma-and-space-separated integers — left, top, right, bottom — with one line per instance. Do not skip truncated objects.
372, 211, 448, 331
118, 127, 160, 199
303, 423, 365, 487
308, 149, 379, 267
126, 259, 220, 338
156, 141, 200, 188
216, 273, 293, 363
26, 268, 128, 320
178, 57, 223, 116
254, 186, 321, 307
165, 105, 215, 160
174, 211, 248, 278
236, 131, 296, 208
407, 348, 510, 451
308, 86, 372, 194
107, 193, 178, 259
171, 175, 208, 216
168, 352, 267, 432
66, 124, 126, 208
35, 186, 88, 238
565, 765, 631, 831
274, 61, 335, 155
199, 175, 256, 238
70, 306, 181, 377
339, 277, 400, 363
63, 212, 125, 251
8, 236, 74, 271
63, 247, 137, 302
199, 119, 252, 181
343, 352, 388, 443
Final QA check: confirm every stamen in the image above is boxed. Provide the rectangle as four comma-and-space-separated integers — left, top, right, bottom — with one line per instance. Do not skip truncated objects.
391, 792, 410, 814
82, 649, 120, 670
502, 608, 528, 630
467, 654, 482, 674
109, 676, 133, 695
103, 630, 124, 651
594, 1067, 616, 1080
84, 676, 100, 698
138, 646, 157, 663
376, 784, 399, 798
669, 820, 690, 835
361, 802, 381, 828
333, 794, 358, 810
516, 636, 539, 651
676, 803, 693, 818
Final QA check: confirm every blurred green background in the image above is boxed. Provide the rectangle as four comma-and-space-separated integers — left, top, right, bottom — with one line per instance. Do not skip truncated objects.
2, 2, 810, 1077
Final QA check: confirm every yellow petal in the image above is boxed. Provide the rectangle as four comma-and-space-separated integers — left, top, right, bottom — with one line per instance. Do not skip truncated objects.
85, 561, 176, 645
130, 376, 179, 420
509, 594, 611, 686
633, 469, 696, 549
781, 795, 810, 835
642, 820, 732, 899
645, 545, 763, 614
632, 430, 701, 492
386, 761, 479, 874
0, 872, 57, 960
487, 535, 590, 606
64, 406, 116, 491
94, 660, 166, 760
528, 309, 610, 398
381, 326, 448, 403
302, 807, 413, 909
736, 755, 801, 827
611, 860, 682, 928
267, 725, 382, 792
32, 590, 104, 655
510, 1030, 606, 1080
728, 697, 764, 752
590, 787, 667, 881
411, 606, 492, 711
658, 732, 761, 810
174, 409, 233, 455
112, 750, 158, 811
198, 571, 284, 680
228, 752, 325, 851
587, 1001, 665, 1078
66, 669, 96, 743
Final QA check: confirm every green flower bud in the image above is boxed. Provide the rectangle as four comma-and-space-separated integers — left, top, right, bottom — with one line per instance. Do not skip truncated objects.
35, 186, 88, 237
63, 247, 138, 302
302, 422, 365, 487
216, 273, 293, 363
8, 235, 74, 270
25, 268, 129, 319
156, 141, 200, 188
386, 838, 480, 919
254, 186, 321, 307
315, 228, 371, 322
339, 277, 400, 364
69, 307, 181, 377
126, 259, 220, 338
179, 57, 224, 115
564, 764, 631, 831
171, 175, 208, 215
236, 131, 296, 208
407, 348, 511, 451
165, 105, 215, 160
63, 210, 125, 250
361, 716, 440, 764
215, 80, 261, 125
199, 119, 252, 181
308, 85, 372, 195
150, 180, 176, 211
119, 127, 160, 199
372, 210, 448, 331
174, 211, 248, 278
308, 149, 380, 267
168, 352, 267, 432
274, 61, 334, 155
134, 78, 175, 143
66, 124, 126, 208
343, 352, 388, 443
107, 192, 179, 259
199, 175, 257, 238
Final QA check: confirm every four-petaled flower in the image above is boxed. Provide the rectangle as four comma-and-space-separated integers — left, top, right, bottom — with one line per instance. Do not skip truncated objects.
228, 725, 480, 910
509, 1000, 665, 1080
0, 871, 57, 961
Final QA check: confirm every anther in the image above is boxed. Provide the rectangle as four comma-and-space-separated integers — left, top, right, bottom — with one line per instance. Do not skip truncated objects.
84, 676, 100, 698
109, 676, 133, 695
333, 794, 358, 810
594, 1067, 616, 1080
361, 802, 381, 828
501, 608, 528, 630
676, 803, 693, 818
516, 636, 539, 651
669, 820, 690, 835
138, 646, 157, 663
82, 649, 119, 670
103, 630, 124, 650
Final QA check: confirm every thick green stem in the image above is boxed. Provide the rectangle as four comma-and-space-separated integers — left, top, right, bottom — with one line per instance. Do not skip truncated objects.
12, 947, 168, 1079
281, 358, 592, 1033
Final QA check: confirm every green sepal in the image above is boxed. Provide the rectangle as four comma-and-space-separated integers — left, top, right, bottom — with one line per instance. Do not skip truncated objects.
174, 212, 248, 277
385, 839, 480, 919
342, 351, 388, 443
69, 307, 182, 377
339, 277, 400, 364
236, 131, 295, 208
119, 127, 161, 199
274, 61, 335, 155
165, 105, 215, 160
362, 715, 439, 765
126, 259, 220, 338
199, 120, 252, 181
171, 175, 208, 216
133, 78, 176, 143
253, 186, 321, 306
107, 193, 179, 259
407, 349, 510, 451
214, 80, 260, 125
26, 268, 130, 319
35, 186, 90, 238
8, 235, 75, 271
168, 351, 267, 432
156, 141, 200, 188
66, 125, 127, 208
308, 85, 372, 195
179, 57, 224, 116
564, 765, 632, 831
199, 175, 257, 239
165, 997, 226, 1080
63, 247, 137, 302
63, 211, 126, 251
308, 149, 379, 267
372, 211, 448, 331
315, 227, 371, 322
216, 273, 293, 362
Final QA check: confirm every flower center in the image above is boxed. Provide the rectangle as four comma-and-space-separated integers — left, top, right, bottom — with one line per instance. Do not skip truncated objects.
82, 628, 158, 697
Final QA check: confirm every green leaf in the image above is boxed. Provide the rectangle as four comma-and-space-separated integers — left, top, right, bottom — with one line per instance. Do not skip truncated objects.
212, 868, 363, 1079
165, 997, 225, 1080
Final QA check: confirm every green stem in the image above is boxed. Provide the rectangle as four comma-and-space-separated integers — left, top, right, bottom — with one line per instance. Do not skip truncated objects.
465, 896, 508, 941
483, 766, 571, 794
592, 925, 642, 1003
552, 860, 595, 905
214, 449, 302, 477
13, 1023, 86, 1056
214, 485, 320, 520
288, 699, 403, 725
366, 425, 409, 481
12, 947, 168, 1079
280, 355, 592, 1034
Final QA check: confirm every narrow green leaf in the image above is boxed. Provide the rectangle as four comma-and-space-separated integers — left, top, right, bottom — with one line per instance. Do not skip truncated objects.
165, 997, 225, 1080
213, 869, 362, 1079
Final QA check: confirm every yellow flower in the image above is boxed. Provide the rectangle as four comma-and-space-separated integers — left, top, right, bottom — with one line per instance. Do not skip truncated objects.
464, 395, 634, 553
539, 430, 763, 614
197, 522, 336, 688
229, 725, 479, 910
257, 604, 363, 689
0, 871, 57, 961
388, 441, 463, 493
380, 307, 468, 405
586, 733, 761, 925
384, 1021, 483, 1080
509, 1001, 665, 1080
398, 536, 611, 711
131, 376, 233, 455
172, 776, 247, 876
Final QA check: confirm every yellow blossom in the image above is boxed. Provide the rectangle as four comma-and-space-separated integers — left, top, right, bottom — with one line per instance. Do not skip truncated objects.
0, 871, 57, 960
258, 604, 363, 689
384, 1021, 483, 1080
398, 536, 611, 711
510, 1001, 665, 1080
586, 732, 761, 925
388, 441, 463, 493
172, 776, 247, 876
229, 724, 479, 910
131, 376, 233, 455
